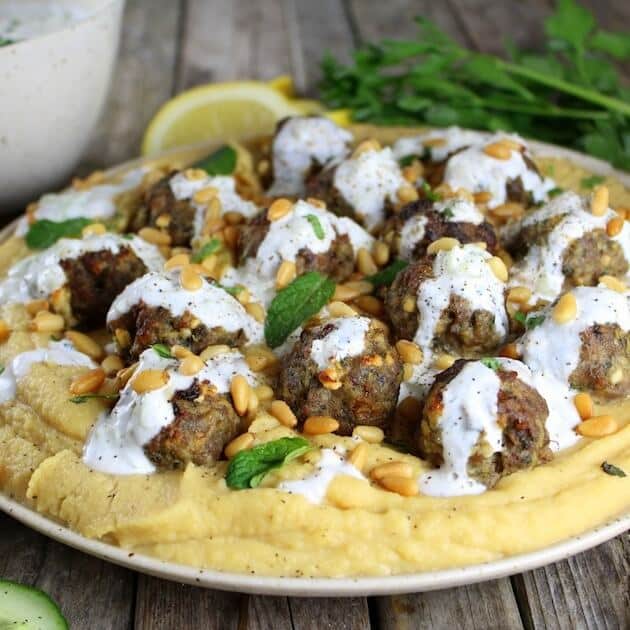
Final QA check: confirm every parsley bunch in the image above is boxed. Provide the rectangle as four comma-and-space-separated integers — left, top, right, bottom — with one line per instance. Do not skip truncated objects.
319, 0, 630, 169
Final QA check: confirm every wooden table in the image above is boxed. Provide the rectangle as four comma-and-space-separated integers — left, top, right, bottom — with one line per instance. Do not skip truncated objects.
1, 1, 629, 628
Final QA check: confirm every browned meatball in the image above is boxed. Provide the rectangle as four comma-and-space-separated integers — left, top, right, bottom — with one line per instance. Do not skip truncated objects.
304, 167, 357, 219
420, 359, 552, 488
144, 379, 242, 469
277, 318, 403, 435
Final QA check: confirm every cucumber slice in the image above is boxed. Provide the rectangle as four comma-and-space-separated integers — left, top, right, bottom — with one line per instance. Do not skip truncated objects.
0, 580, 68, 630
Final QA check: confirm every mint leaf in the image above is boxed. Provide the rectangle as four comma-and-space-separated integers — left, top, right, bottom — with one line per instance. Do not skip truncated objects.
580, 174, 606, 189
69, 393, 119, 404
480, 357, 501, 371
367, 259, 408, 288
601, 461, 626, 477
26, 218, 93, 249
191, 238, 222, 263
548, 186, 565, 198
195, 145, 237, 175
515, 312, 545, 330
226, 437, 312, 489
265, 272, 335, 348
152, 344, 172, 359
421, 181, 441, 202
306, 214, 325, 240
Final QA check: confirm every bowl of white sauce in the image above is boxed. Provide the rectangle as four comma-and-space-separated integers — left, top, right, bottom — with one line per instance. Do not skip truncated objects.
0, 0, 125, 211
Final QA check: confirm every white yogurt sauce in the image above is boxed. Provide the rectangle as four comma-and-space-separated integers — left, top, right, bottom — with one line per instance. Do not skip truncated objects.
0, 339, 95, 404
334, 148, 406, 231
309, 317, 371, 371
267, 117, 353, 197
392, 127, 485, 163
83, 348, 261, 475
0, 2, 87, 43
107, 270, 264, 345
0, 234, 164, 305
508, 191, 630, 304
279, 448, 365, 504
14, 169, 145, 237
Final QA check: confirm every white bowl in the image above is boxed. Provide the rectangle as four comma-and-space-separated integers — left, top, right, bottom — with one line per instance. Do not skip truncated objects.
0, 0, 125, 211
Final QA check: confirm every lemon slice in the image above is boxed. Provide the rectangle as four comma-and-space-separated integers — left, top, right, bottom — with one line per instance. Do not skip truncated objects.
141, 81, 303, 156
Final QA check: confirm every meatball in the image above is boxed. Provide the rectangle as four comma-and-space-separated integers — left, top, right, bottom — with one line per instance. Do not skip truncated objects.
382, 197, 498, 261
277, 316, 403, 435
265, 116, 352, 197
419, 358, 551, 491
385, 244, 508, 358
107, 270, 264, 361
507, 191, 629, 305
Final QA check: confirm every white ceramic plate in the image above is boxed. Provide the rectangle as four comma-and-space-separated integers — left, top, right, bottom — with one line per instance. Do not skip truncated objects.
1, 134, 629, 596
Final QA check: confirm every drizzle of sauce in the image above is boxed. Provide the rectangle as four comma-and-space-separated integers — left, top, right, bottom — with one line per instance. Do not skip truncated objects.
0, 2, 88, 43
392, 127, 486, 163
309, 316, 371, 371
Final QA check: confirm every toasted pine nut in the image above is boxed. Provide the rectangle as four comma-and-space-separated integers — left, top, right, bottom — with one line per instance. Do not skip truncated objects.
155, 214, 171, 229
223, 225, 240, 249
379, 475, 419, 497
199, 344, 230, 361
206, 197, 222, 221
609, 367, 623, 385
245, 302, 265, 323
590, 185, 609, 216
434, 353, 456, 370
318, 366, 342, 390
69, 368, 106, 395
328, 301, 357, 318
490, 202, 523, 219
370, 461, 413, 481
275, 260, 297, 290
101, 354, 124, 376
65, 330, 104, 360
117, 362, 138, 386
257, 159, 270, 175
423, 137, 446, 148
303, 415, 339, 435
397, 185, 419, 204
225, 433, 254, 458
81, 222, 107, 237
395, 340, 423, 365
306, 197, 327, 209
576, 415, 618, 438
402, 363, 415, 381
355, 295, 383, 316
132, 369, 168, 393
573, 392, 593, 421
606, 216, 624, 237
231, 374, 250, 416
483, 142, 512, 160
473, 191, 492, 204
487, 256, 508, 282
247, 389, 259, 416
224, 211, 245, 226
254, 384, 274, 402
234, 286, 250, 305
245, 347, 278, 372
139, 227, 172, 246
184, 168, 208, 181
373, 241, 390, 267
402, 296, 416, 313
507, 286, 532, 304
193, 186, 218, 204
357, 248, 378, 276
30, 311, 65, 333
352, 139, 381, 157
499, 343, 521, 360
179, 354, 204, 376
180, 265, 203, 291
164, 253, 190, 270
333, 281, 372, 302
270, 400, 298, 427
352, 425, 385, 443
427, 237, 460, 255
598, 275, 627, 292
615, 207, 628, 220
552, 292, 577, 324
348, 443, 368, 470
171, 344, 193, 359
267, 198, 293, 221
25, 299, 50, 316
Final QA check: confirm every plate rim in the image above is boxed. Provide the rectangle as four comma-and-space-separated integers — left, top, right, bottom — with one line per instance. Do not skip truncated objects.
1, 130, 629, 596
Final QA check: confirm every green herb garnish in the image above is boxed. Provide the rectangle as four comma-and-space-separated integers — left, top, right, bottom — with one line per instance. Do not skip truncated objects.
580, 174, 606, 189
440, 206, 455, 220
480, 357, 501, 371
69, 393, 119, 404
195, 145, 237, 175
421, 181, 442, 202
399, 155, 420, 167
152, 344, 173, 359
265, 272, 336, 348
548, 187, 565, 198
514, 311, 545, 330
0, 38, 15, 47
226, 437, 312, 489
191, 238, 222, 263
306, 214, 325, 240
218, 284, 244, 297
319, 0, 630, 170
0, 365, 4, 376
26, 218, 93, 249
367, 259, 408, 288
601, 461, 627, 477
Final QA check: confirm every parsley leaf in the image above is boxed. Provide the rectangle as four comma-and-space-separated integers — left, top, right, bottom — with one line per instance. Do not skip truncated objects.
218, 284, 244, 297
195, 145, 237, 175
440, 206, 455, 220
548, 186, 565, 198
367, 260, 408, 288
265, 272, 335, 348
69, 393, 119, 404
514, 311, 545, 330
226, 437, 312, 489
0, 365, 4, 375
191, 238, 222, 263
580, 174, 606, 189
26, 218, 93, 249
306, 214, 325, 240
601, 461, 626, 477
152, 344, 173, 359
481, 357, 501, 371
421, 181, 442, 202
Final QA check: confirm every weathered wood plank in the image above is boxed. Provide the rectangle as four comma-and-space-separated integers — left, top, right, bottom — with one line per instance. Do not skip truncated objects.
243, 596, 293, 629
289, 597, 371, 630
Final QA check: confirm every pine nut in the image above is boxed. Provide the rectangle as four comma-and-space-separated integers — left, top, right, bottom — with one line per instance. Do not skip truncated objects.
223, 225, 240, 249
483, 142, 512, 160
402, 296, 417, 313
552, 292, 577, 324
193, 186, 218, 204
180, 265, 203, 291
423, 137, 446, 148
224, 211, 245, 226
395, 340, 423, 364
254, 384, 274, 402
81, 222, 107, 237
101, 355, 124, 376
169, 345, 190, 359
357, 248, 378, 276
257, 159, 270, 175
231, 374, 250, 416
615, 207, 628, 220
164, 253, 190, 270
355, 295, 383, 316
303, 415, 339, 435
499, 343, 521, 359
590, 185, 609, 216
487, 256, 508, 282
402, 161, 424, 183
379, 475, 419, 497
352, 139, 381, 157
65, 330, 103, 360
206, 197, 222, 221
576, 415, 618, 438
117, 363, 138, 386
270, 400, 298, 427
373, 241, 390, 267
370, 461, 413, 481
154, 214, 171, 229
348, 443, 368, 471
507, 286, 532, 304
606, 217, 624, 237
235, 286, 250, 305
473, 191, 492, 204
599, 275, 627, 292
434, 353, 456, 370
179, 354, 204, 376
275, 260, 297, 290
397, 185, 419, 204
333, 281, 372, 302
247, 389, 259, 416
609, 367, 623, 385
352, 425, 385, 443
225, 432, 254, 458
318, 366, 343, 390
245, 302, 265, 323
499, 138, 524, 151
139, 227, 171, 246
245, 347, 278, 372
131, 369, 168, 393
267, 198, 293, 221
573, 392, 593, 421
427, 237, 460, 255
183, 168, 208, 181
25, 299, 50, 316
30, 311, 65, 333
328, 301, 357, 318
69, 368, 106, 395
402, 363, 415, 381
306, 197, 327, 209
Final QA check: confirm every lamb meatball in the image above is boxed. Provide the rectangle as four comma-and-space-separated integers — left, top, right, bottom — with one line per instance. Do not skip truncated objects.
385, 244, 508, 358
419, 358, 551, 492
382, 197, 498, 261
277, 316, 403, 435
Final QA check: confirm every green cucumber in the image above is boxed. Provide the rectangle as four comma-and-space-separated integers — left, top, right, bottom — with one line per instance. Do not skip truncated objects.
0, 580, 68, 630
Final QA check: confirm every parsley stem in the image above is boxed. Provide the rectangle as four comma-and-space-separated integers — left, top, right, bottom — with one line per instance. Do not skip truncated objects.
481, 98, 610, 120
